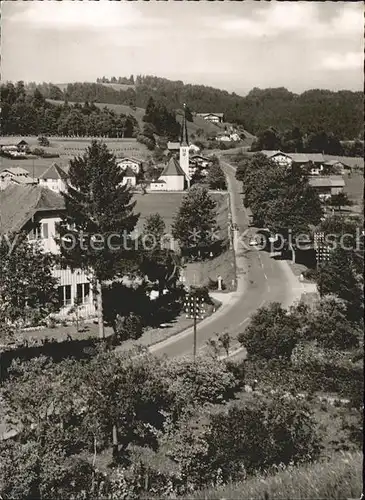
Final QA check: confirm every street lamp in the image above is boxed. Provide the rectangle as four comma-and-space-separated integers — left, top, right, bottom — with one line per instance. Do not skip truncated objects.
183, 291, 206, 359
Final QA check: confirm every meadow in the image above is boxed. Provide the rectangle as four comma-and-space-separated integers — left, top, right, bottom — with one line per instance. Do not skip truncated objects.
134, 191, 228, 236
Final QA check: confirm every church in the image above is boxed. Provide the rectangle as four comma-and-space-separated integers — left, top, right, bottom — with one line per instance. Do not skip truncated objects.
150, 104, 191, 192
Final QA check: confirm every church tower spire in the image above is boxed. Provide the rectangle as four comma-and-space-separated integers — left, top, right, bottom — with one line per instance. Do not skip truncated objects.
179, 103, 190, 188
180, 103, 189, 146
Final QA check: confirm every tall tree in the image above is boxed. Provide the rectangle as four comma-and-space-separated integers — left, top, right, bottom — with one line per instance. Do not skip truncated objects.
206, 162, 227, 190
172, 186, 218, 258
315, 247, 363, 324
58, 141, 139, 338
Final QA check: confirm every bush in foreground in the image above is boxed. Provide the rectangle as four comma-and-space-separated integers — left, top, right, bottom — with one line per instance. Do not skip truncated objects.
191, 451, 362, 500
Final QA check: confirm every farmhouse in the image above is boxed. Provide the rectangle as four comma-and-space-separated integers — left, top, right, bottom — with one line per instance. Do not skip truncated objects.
38, 163, 68, 193
0, 184, 95, 318
196, 113, 224, 123
189, 144, 201, 153
261, 151, 293, 167
167, 142, 181, 151
216, 135, 231, 142
323, 159, 351, 175
17, 140, 29, 152
116, 157, 141, 174
0, 167, 36, 190
308, 175, 345, 200
121, 167, 137, 187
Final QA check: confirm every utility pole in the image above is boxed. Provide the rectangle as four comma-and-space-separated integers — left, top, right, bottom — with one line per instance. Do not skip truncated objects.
183, 290, 205, 359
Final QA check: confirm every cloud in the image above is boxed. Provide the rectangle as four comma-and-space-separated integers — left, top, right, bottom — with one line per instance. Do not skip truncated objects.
321, 52, 363, 71
7, 1, 165, 30
203, 3, 363, 40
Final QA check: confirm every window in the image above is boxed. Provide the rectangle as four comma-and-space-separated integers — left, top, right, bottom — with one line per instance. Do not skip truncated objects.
58, 285, 72, 306
76, 283, 90, 304
28, 222, 49, 240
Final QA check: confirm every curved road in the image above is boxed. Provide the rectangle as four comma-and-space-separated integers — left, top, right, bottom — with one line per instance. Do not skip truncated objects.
150, 157, 294, 358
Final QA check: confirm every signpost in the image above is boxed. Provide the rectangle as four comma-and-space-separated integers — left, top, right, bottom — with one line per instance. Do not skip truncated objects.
314, 232, 331, 268
183, 291, 205, 359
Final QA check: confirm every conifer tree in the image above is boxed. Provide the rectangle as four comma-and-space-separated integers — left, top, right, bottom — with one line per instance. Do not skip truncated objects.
58, 141, 139, 338
172, 186, 218, 258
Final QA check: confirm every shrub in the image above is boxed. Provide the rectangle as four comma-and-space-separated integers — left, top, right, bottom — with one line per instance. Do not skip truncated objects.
162, 355, 239, 414
209, 394, 321, 480
115, 312, 143, 341
238, 302, 301, 360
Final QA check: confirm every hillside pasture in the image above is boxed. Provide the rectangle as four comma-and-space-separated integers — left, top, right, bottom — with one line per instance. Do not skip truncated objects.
54, 82, 136, 92
45, 98, 254, 144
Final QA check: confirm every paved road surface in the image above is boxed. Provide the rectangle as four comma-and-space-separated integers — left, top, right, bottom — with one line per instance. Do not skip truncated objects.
150, 157, 296, 359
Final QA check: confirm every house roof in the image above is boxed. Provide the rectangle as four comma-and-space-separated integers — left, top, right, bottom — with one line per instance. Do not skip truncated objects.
167, 142, 180, 150
290, 153, 310, 164
305, 153, 325, 163
39, 163, 68, 180
124, 166, 136, 177
0, 167, 29, 177
309, 176, 345, 188
197, 113, 224, 118
190, 155, 210, 161
324, 159, 346, 167
261, 150, 290, 159
160, 157, 185, 177
0, 185, 65, 234
17, 140, 28, 146
117, 157, 142, 165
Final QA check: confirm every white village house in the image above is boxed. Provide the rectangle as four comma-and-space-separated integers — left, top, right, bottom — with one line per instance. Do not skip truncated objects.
196, 112, 224, 123
116, 157, 142, 175
38, 163, 68, 193
121, 166, 137, 187
0, 184, 96, 319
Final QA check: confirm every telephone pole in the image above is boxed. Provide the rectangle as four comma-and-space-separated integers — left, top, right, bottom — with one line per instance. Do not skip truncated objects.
183, 290, 205, 359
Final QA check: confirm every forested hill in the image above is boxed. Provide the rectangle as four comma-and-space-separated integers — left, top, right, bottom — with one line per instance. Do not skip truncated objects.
26, 76, 363, 140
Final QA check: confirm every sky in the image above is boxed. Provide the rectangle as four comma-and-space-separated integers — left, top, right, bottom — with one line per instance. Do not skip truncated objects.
1, 1, 363, 95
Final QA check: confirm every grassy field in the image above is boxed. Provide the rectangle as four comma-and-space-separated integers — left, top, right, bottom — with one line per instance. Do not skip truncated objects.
134, 191, 228, 235
134, 191, 235, 290
0, 135, 149, 171
191, 452, 362, 500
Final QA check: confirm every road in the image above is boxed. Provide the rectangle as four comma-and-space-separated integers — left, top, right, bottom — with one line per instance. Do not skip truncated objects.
150, 156, 297, 359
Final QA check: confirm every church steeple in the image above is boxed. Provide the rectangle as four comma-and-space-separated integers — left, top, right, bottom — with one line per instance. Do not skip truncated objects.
180, 103, 189, 146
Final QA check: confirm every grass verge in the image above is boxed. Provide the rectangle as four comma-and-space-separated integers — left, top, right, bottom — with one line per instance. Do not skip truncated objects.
191, 451, 362, 500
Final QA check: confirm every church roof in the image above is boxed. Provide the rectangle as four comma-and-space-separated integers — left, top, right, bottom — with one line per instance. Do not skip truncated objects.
160, 157, 186, 177
39, 163, 68, 180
